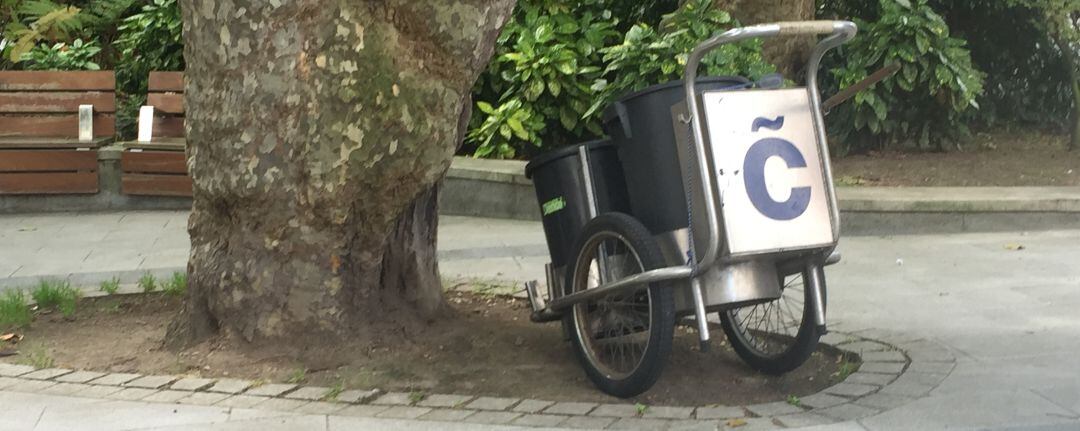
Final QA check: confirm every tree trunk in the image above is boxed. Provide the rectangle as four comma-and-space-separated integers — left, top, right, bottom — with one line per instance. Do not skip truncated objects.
170, 0, 515, 346
1058, 37, 1080, 151
1069, 69, 1079, 151
709, 0, 816, 77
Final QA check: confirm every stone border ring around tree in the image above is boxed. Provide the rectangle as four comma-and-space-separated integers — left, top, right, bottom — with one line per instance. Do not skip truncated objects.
0, 327, 955, 429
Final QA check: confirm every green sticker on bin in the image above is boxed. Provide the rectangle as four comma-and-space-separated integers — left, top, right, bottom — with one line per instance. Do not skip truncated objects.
542, 197, 566, 216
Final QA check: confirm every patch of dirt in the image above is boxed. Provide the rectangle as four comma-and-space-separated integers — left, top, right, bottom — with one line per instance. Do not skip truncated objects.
1, 291, 855, 406
832, 130, 1080, 186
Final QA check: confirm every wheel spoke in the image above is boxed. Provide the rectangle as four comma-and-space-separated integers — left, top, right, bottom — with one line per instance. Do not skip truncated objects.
728, 272, 808, 357
572, 230, 654, 379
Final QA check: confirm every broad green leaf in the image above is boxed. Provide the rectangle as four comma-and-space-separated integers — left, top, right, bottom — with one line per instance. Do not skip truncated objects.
507, 117, 529, 140
547, 80, 561, 96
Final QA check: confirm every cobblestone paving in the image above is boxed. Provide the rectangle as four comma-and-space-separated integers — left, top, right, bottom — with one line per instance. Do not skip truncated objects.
0, 330, 955, 430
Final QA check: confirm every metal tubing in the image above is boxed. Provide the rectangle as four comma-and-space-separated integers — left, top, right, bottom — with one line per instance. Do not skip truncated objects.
578, 146, 599, 219
682, 21, 856, 274
531, 308, 562, 323
545, 263, 559, 302
805, 23, 857, 244
579, 146, 612, 283
690, 278, 711, 348
548, 266, 693, 311
538, 22, 857, 328
806, 261, 828, 328
683, 25, 777, 275
777, 250, 842, 276
525, 280, 545, 312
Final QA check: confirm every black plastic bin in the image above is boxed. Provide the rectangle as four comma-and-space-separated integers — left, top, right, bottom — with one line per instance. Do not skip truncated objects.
603, 76, 750, 234
525, 140, 631, 268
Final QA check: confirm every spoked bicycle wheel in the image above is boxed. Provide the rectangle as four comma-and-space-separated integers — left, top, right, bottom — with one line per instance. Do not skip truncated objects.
563, 213, 675, 398
719, 264, 824, 375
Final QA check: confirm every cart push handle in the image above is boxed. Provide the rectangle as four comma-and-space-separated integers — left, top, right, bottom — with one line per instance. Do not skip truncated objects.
681, 20, 856, 275
776, 20, 849, 36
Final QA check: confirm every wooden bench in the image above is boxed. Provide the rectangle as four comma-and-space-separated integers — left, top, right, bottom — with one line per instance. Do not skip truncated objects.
120, 71, 191, 197
0, 71, 115, 194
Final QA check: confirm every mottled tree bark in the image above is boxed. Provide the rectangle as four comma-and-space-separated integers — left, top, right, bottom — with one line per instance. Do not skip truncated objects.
1055, 36, 1080, 151
170, 0, 515, 346
709, 0, 817, 77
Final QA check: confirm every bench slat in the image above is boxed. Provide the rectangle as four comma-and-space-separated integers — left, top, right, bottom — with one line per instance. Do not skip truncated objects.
0, 71, 115, 91
152, 116, 185, 138
0, 150, 98, 172
147, 93, 184, 114
0, 114, 115, 138
0, 137, 112, 149
148, 72, 184, 92
0, 172, 98, 194
122, 151, 187, 174
0, 92, 116, 113
121, 173, 192, 197
122, 138, 185, 151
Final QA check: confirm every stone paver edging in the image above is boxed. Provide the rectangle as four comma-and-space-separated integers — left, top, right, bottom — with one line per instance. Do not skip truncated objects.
0, 329, 955, 430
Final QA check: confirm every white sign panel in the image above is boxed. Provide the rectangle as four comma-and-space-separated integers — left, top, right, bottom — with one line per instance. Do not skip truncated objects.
701, 88, 834, 255
137, 106, 155, 142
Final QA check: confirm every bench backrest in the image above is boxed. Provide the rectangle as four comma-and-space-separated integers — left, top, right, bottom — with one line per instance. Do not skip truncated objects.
147, 71, 184, 138
0, 71, 116, 140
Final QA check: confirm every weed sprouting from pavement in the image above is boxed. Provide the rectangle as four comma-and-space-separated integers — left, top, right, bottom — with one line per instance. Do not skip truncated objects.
787, 395, 801, 406
286, 367, 307, 384
635, 403, 649, 416
832, 356, 860, 382
322, 380, 345, 401
408, 391, 426, 405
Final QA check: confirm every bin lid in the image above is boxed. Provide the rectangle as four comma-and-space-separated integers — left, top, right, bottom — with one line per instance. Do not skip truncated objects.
524, 139, 614, 179
601, 76, 751, 123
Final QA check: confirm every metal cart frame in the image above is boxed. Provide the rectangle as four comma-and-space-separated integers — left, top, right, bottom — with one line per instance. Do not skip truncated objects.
527, 21, 858, 351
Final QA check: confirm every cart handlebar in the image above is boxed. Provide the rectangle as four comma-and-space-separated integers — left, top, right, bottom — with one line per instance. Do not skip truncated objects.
681, 20, 856, 276
776, 20, 849, 36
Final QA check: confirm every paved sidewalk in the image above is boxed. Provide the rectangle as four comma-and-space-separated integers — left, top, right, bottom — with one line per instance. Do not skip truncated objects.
2, 211, 1080, 429
0, 212, 547, 290
1, 390, 565, 431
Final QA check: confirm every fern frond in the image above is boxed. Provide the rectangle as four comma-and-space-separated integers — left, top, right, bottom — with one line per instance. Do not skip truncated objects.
81, 0, 138, 32
16, 0, 62, 19
6, 4, 81, 62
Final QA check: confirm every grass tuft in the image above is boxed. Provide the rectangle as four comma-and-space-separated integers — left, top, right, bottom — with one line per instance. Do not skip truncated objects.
30, 279, 81, 318
321, 379, 345, 401
832, 356, 860, 382
286, 367, 307, 384
0, 290, 32, 329
99, 277, 120, 295
18, 343, 53, 368
162, 271, 187, 296
407, 391, 426, 405
138, 272, 157, 293
786, 394, 801, 406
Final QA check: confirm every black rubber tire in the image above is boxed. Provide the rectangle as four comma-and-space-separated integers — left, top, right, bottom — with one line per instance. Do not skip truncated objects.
719, 265, 826, 375
561, 212, 675, 398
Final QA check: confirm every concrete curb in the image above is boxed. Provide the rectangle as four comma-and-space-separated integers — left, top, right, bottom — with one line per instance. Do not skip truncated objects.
442, 158, 1080, 235
5, 154, 1077, 235
0, 328, 956, 430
